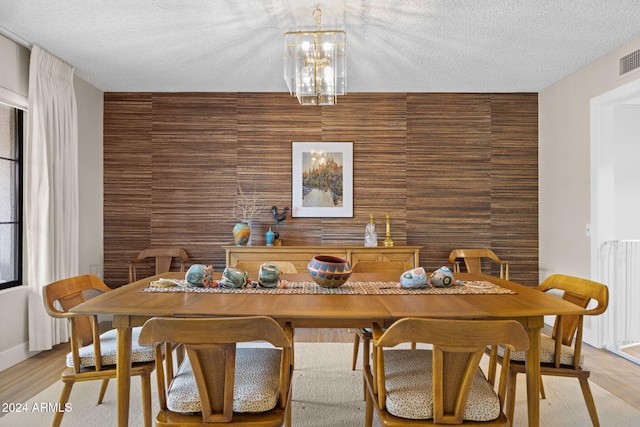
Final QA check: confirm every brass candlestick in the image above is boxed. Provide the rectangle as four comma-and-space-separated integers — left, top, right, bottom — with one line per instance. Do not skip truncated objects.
384, 213, 394, 247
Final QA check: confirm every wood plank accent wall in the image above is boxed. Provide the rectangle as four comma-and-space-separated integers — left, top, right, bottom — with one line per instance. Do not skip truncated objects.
104, 92, 538, 287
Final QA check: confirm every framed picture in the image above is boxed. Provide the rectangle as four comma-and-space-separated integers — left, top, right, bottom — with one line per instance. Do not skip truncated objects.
291, 142, 353, 217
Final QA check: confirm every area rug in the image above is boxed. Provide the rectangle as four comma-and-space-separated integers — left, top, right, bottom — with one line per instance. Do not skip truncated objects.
1, 343, 638, 426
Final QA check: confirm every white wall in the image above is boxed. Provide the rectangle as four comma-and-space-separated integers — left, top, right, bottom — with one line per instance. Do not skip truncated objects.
613, 105, 640, 238
0, 35, 104, 371
75, 78, 104, 278
539, 35, 640, 344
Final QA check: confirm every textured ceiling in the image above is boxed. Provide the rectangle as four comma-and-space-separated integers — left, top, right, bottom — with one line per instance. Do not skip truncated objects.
1, 1, 640, 93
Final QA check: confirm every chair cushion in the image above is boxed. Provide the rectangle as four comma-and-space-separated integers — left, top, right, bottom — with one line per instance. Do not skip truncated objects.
66, 326, 155, 368
167, 347, 282, 414
497, 333, 583, 366
382, 349, 500, 421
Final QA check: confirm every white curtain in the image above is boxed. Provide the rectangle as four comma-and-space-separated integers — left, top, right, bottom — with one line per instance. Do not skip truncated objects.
26, 46, 79, 351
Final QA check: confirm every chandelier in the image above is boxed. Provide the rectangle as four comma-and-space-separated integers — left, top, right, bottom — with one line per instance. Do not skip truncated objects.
284, 8, 346, 105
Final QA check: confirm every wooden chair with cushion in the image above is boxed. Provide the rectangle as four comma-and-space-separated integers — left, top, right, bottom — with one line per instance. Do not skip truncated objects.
364, 317, 529, 426
234, 260, 298, 275
448, 248, 510, 281
138, 316, 293, 427
350, 261, 407, 371
129, 247, 189, 283
492, 274, 609, 426
43, 274, 156, 427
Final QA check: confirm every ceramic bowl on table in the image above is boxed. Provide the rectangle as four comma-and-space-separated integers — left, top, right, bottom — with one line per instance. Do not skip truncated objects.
258, 263, 281, 288
186, 264, 214, 287
220, 266, 250, 289
429, 265, 455, 287
400, 267, 428, 289
307, 255, 352, 288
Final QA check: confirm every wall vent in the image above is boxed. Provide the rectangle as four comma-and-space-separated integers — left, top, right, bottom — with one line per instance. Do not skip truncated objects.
620, 49, 640, 77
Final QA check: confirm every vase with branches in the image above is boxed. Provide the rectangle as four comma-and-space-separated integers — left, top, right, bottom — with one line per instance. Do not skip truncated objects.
232, 185, 267, 246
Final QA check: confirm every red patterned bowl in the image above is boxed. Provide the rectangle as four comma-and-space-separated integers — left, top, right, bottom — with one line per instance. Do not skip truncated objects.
307, 255, 352, 288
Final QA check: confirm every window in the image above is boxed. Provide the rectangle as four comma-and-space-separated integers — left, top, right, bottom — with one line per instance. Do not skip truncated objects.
0, 103, 23, 290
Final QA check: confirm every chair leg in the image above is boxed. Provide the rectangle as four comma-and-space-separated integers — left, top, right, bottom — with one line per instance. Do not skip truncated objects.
52, 381, 73, 427
285, 382, 292, 427
578, 376, 601, 427
497, 354, 509, 408
362, 337, 371, 400
97, 378, 109, 404
505, 369, 518, 424
352, 333, 360, 370
291, 328, 295, 366
364, 378, 374, 427
540, 376, 546, 399
141, 373, 153, 427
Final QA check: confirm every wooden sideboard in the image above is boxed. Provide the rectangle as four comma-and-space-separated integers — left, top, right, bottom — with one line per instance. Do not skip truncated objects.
223, 245, 422, 273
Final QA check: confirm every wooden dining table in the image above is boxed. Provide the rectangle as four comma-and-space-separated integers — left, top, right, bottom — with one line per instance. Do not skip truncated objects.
70, 270, 587, 427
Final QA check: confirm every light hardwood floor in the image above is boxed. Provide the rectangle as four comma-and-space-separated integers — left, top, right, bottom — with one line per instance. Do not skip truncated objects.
2, 328, 640, 418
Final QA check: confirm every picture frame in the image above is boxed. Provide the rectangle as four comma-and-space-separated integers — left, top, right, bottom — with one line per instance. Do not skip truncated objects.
291, 142, 353, 218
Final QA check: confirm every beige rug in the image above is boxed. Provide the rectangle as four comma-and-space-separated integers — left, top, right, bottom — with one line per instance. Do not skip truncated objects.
1, 343, 638, 426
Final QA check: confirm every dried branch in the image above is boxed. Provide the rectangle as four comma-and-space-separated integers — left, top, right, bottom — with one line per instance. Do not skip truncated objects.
233, 184, 267, 223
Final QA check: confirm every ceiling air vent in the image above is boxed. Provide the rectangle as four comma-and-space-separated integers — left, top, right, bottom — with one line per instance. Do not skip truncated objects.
619, 49, 640, 77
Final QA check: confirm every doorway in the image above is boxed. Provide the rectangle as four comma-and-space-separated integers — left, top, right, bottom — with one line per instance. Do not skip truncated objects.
590, 77, 640, 364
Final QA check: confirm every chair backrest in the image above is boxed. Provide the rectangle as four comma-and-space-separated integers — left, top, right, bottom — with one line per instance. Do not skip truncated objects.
234, 260, 298, 274
43, 274, 112, 370
538, 274, 609, 349
138, 316, 293, 424
448, 248, 508, 279
351, 261, 407, 274
373, 317, 529, 424
129, 248, 189, 282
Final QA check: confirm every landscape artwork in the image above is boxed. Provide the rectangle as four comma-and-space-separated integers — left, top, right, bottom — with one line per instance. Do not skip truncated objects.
291, 142, 353, 217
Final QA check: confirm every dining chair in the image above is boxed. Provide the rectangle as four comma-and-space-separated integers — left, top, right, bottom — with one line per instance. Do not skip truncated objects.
234, 260, 298, 274
138, 316, 293, 426
43, 274, 156, 427
491, 274, 609, 426
128, 247, 189, 283
364, 317, 529, 426
448, 248, 510, 281
349, 261, 407, 371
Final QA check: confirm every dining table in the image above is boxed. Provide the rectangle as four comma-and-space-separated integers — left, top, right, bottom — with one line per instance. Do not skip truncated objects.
70, 270, 587, 427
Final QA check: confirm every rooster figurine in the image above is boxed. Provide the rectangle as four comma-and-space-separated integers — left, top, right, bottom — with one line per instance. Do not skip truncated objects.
270, 206, 289, 241
271, 206, 289, 224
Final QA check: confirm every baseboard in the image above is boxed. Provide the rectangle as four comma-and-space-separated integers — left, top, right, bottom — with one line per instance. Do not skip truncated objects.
0, 341, 40, 372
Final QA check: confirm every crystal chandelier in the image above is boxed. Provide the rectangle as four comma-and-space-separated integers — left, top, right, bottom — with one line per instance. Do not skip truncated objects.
284, 8, 346, 106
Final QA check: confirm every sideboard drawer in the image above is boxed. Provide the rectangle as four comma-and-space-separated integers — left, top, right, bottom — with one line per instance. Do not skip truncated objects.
224, 245, 421, 272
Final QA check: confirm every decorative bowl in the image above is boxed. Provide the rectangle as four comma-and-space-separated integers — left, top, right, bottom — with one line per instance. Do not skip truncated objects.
400, 267, 428, 289
429, 266, 455, 288
307, 255, 352, 288
186, 264, 210, 287
258, 263, 281, 288
220, 266, 250, 289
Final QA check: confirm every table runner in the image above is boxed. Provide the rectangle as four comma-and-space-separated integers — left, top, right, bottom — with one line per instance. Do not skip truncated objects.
141, 280, 516, 295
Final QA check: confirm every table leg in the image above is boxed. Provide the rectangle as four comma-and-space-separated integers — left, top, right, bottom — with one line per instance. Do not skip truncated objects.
525, 318, 542, 427
116, 322, 132, 427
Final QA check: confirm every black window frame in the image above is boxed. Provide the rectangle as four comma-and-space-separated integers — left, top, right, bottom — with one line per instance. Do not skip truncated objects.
0, 106, 23, 291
